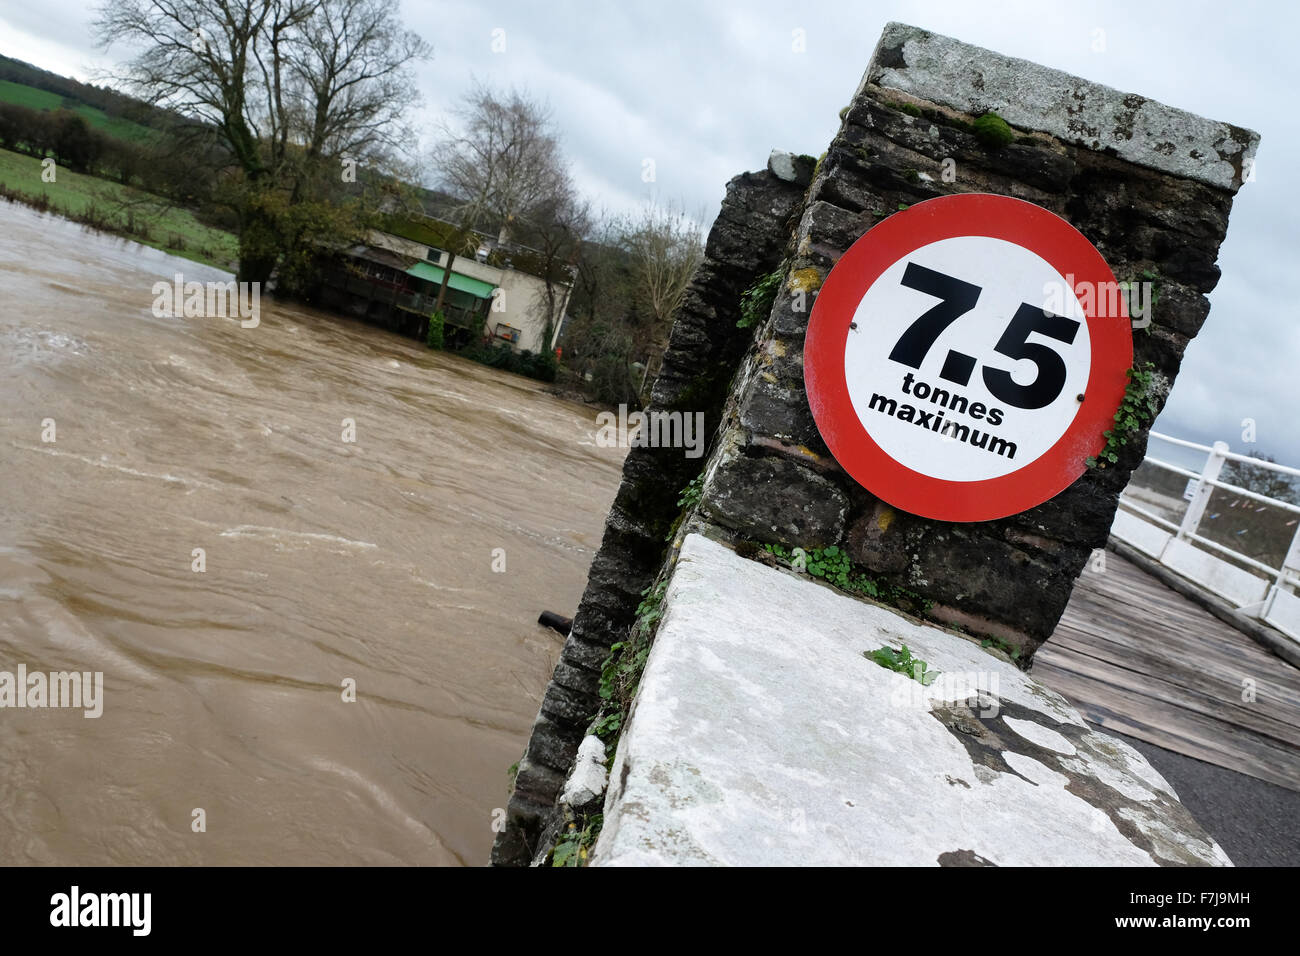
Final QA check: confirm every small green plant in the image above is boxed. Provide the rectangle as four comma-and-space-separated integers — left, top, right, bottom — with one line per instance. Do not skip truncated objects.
506, 761, 519, 794
805, 544, 852, 588
972, 112, 1015, 149
593, 579, 668, 744
812, 150, 827, 180
676, 473, 704, 509
885, 100, 923, 117
737, 267, 784, 329
666, 473, 706, 540
592, 712, 622, 737
759, 543, 932, 612
865, 644, 938, 685
551, 813, 603, 867
980, 636, 1022, 663
426, 311, 445, 350
1086, 361, 1159, 469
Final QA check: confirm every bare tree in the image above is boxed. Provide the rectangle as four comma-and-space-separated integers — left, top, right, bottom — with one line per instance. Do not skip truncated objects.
429, 84, 568, 314
95, 0, 430, 282
520, 183, 590, 353
1222, 452, 1300, 505
285, 0, 426, 164
621, 198, 704, 370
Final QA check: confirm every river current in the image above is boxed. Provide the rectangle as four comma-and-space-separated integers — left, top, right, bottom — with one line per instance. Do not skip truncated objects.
0, 200, 623, 865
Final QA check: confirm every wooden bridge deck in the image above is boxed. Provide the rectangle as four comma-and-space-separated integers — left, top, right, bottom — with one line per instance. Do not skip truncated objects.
1033, 550, 1300, 792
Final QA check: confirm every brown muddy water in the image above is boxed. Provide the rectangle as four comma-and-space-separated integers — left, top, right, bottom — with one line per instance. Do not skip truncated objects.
0, 201, 624, 865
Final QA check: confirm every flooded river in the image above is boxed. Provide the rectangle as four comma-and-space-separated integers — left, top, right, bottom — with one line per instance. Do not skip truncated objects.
0, 201, 624, 865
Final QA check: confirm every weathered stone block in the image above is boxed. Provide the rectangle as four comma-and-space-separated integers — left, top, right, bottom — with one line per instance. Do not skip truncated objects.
521, 715, 586, 773
512, 759, 566, 807
540, 682, 600, 728
767, 148, 817, 186
868, 22, 1258, 191
701, 454, 848, 548
845, 499, 929, 575
908, 526, 1090, 642
738, 377, 826, 454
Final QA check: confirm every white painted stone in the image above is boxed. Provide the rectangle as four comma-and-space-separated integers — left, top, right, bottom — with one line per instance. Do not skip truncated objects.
560, 735, 608, 810
866, 22, 1258, 192
592, 533, 1231, 867
1004, 716, 1075, 755
767, 149, 799, 183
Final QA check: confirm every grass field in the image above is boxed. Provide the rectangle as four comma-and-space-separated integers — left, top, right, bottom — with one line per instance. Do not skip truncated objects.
0, 146, 238, 270
0, 79, 157, 143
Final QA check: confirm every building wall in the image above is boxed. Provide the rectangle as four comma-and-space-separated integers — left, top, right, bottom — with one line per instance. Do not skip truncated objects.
368, 229, 567, 353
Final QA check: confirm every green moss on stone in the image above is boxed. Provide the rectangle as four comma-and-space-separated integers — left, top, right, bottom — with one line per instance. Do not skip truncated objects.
973, 112, 1015, 149
884, 100, 923, 117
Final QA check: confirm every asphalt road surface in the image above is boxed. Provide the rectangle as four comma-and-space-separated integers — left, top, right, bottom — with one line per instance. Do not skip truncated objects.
1093, 723, 1300, 867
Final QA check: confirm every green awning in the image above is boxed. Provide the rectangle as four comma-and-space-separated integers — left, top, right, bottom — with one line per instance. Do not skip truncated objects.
405, 261, 497, 299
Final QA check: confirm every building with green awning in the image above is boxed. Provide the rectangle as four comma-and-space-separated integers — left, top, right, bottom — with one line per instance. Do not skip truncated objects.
404, 261, 497, 300
311, 218, 572, 354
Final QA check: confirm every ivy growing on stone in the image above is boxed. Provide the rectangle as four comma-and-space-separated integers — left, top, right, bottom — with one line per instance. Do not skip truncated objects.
1086, 361, 1159, 469
593, 579, 669, 745
980, 635, 1023, 663
756, 542, 932, 612
737, 267, 784, 330
550, 812, 602, 867
665, 473, 706, 542
676, 473, 704, 509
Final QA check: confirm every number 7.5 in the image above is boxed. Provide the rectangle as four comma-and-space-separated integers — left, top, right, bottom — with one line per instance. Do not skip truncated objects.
887, 261, 1080, 410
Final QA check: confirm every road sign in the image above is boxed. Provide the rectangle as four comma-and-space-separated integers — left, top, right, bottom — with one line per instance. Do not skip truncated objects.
805, 193, 1133, 522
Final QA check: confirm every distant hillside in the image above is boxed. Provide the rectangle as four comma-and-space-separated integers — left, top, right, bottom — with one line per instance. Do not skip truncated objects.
0, 54, 167, 143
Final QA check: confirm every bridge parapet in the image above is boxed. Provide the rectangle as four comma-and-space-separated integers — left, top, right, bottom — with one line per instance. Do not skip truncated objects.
494, 22, 1259, 867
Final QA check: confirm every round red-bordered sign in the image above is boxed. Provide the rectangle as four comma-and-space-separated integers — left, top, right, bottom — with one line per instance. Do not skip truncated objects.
805, 193, 1132, 522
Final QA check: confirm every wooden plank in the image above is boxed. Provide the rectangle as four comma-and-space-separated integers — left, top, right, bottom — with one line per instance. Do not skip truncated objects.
1034, 551, 1300, 793
1051, 616, 1300, 712
1056, 591, 1300, 708
1039, 636, 1300, 752
1060, 577, 1300, 683
1033, 655, 1300, 791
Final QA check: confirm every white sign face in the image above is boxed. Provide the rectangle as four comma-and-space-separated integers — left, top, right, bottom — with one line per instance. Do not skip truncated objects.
843, 236, 1092, 483
805, 193, 1133, 523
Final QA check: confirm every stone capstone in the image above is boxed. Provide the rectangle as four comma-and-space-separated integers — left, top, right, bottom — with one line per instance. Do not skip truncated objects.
868, 21, 1259, 191
592, 535, 1231, 867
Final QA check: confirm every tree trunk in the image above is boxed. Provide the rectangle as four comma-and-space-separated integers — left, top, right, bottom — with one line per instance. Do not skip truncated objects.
434, 251, 456, 314
236, 199, 280, 285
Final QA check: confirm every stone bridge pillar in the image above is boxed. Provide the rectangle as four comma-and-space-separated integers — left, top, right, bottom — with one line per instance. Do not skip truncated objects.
493, 21, 1257, 867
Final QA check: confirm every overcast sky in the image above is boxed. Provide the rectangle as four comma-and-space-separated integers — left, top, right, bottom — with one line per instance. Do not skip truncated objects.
1, 0, 1294, 468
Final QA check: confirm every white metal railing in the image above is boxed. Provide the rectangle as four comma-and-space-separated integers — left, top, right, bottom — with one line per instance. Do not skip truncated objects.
1115, 431, 1300, 643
